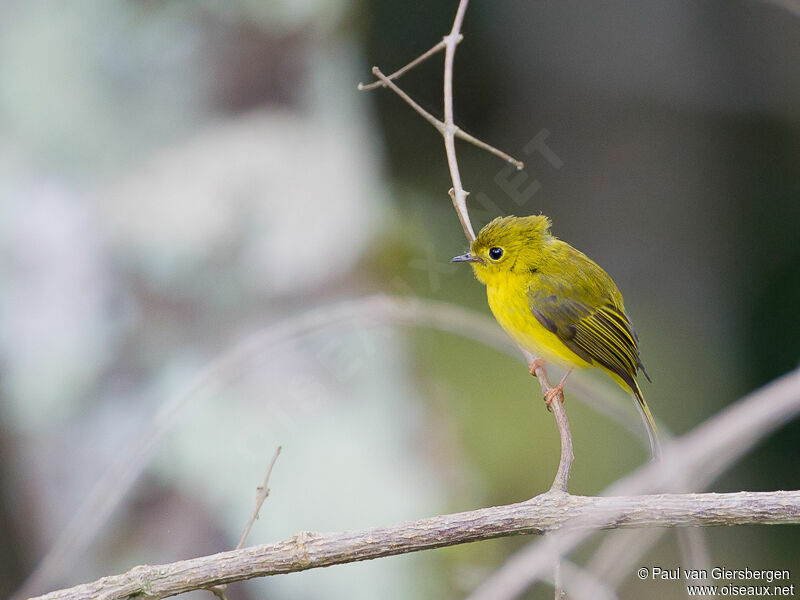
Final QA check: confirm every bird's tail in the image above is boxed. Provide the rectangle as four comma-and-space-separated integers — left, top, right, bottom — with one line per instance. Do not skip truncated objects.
632, 379, 662, 459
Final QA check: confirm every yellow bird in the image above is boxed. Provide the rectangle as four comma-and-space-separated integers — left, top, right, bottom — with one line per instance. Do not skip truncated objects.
452, 215, 660, 456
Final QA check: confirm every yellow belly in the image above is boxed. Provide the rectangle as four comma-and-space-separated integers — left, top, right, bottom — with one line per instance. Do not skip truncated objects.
486, 281, 592, 370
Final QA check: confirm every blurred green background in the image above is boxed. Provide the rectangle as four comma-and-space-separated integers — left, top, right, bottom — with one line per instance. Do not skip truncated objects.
0, 1, 798, 599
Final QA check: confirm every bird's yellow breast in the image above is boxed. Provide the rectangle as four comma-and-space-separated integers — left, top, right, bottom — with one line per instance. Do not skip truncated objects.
485, 272, 592, 370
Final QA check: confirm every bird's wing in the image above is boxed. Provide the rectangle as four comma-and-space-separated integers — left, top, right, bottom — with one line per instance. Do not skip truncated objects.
527, 270, 649, 390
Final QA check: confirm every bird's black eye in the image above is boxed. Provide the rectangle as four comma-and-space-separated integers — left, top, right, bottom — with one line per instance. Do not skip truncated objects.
489, 247, 504, 260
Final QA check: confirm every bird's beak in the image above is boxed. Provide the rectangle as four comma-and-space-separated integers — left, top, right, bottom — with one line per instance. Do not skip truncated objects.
451, 252, 482, 264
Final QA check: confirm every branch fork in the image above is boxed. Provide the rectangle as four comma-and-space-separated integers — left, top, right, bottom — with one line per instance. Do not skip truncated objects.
359, 0, 523, 242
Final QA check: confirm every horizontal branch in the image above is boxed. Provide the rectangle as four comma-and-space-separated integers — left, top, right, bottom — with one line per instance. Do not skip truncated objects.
31, 490, 800, 600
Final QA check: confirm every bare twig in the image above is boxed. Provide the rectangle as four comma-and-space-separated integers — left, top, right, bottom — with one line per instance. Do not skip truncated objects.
357, 37, 461, 91
361, 0, 523, 242
370, 67, 444, 131
522, 352, 574, 600
370, 68, 524, 173
207, 446, 282, 599
236, 446, 282, 550
530, 359, 574, 493
29, 490, 800, 600
442, 0, 477, 241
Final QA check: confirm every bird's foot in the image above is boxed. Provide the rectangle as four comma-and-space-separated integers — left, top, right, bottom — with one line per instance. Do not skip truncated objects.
528, 358, 547, 377
543, 369, 573, 411
543, 386, 563, 411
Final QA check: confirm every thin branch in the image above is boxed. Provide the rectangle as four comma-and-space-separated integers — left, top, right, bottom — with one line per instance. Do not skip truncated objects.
207, 446, 282, 599
361, 0, 523, 242
370, 67, 445, 132
526, 354, 573, 599
236, 446, 282, 550
370, 68, 524, 170
357, 37, 461, 91
443, 0, 475, 240
456, 129, 525, 168
30, 490, 800, 600
530, 359, 574, 493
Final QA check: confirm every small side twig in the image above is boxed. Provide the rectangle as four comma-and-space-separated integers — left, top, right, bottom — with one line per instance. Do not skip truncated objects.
369, 68, 524, 172
237, 445, 282, 550
207, 446, 282, 600
357, 36, 461, 91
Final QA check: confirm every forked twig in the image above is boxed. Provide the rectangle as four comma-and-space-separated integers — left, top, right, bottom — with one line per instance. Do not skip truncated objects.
357, 37, 462, 91
370, 68, 523, 171
360, 0, 523, 241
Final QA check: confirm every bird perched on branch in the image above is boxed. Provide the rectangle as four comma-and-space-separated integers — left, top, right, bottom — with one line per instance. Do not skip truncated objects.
452, 215, 659, 456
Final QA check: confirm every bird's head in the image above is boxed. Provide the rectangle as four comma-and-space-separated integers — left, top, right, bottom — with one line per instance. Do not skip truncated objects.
452, 215, 552, 285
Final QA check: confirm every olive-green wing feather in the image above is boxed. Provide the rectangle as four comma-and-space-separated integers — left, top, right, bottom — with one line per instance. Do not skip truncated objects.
528, 285, 647, 390
527, 252, 659, 456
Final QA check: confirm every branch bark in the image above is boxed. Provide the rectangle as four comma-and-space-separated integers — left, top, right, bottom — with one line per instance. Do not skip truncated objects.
528, 356, 574, 492
30, 490, 800, 600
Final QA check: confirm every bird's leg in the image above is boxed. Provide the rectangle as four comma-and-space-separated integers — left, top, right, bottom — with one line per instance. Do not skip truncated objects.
544, 368, 573, 410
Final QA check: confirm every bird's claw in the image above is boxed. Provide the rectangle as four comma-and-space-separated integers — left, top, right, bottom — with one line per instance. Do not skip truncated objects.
528, 358, 547, 377
543, 385, 565, 411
